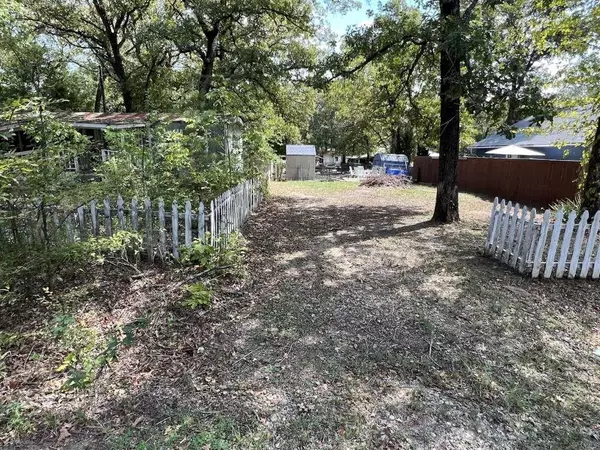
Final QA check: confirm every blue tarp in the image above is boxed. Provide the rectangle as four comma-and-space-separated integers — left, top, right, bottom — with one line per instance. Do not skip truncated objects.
373, 153, 409, 175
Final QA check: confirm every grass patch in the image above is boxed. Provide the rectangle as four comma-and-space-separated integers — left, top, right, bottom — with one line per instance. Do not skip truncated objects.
108, 414, 268, 450
270, 180, 360, 195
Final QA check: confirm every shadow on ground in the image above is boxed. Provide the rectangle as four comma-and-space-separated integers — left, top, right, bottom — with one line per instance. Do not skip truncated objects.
2, 191, 599, 449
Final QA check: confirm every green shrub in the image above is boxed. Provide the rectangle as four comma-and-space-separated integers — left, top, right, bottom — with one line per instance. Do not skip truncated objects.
550, 195, 582, 220
181, 232, 247, 275
53, 317, 147, 391
183, 282, 213, 309
0, 402, 35, 439
0, 230, 143, 297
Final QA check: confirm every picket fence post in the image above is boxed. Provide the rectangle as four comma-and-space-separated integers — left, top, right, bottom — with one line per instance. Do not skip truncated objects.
532, 210, 551, 278
104, 198, 112, 237
158, 199, 166, 261
556, 211, 576, 278
185, 200, 192, 249
580, 211, 600, 278
172, 201, 179, 260
569, 210, 589, 279
519, 208, 537, 273
117, 196, 125, 230
77, 205, 87, 241
144, 198, 153, 261
544, 209, 564, 278
90, 200, 99, 236
131, 199, 139, 231
510, 206, 527, 269
198, 202, 205, 239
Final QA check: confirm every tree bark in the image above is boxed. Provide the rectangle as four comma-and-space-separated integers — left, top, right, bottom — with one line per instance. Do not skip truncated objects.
581, 116, 600, 215
433, 0, 461, 223
198, 25, 220, 107
198, 58, 215, 105
94, 66, 106, 112
92, 0, 135, 112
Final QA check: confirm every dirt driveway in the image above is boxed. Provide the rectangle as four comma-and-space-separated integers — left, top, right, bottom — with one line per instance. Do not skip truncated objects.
5, 182, 600, 449
183, 182, 599, 449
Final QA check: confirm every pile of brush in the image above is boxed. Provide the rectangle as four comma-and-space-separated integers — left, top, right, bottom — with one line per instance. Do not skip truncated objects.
359, 174, 411, 188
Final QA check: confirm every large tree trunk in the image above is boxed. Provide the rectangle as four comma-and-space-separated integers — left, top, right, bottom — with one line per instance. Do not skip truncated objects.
581, 116, 600, 215
198, 26, 220, 107
433, 0, 461, 223
94, 66, 106, 112
93, 0, 135, 112
198, 58, 215, 105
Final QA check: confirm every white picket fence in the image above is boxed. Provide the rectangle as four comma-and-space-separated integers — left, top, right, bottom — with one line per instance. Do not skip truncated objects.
484, 198, 600, 279
0, 179, 264, 261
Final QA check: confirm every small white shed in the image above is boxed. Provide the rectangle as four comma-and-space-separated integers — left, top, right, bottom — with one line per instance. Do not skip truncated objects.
286, 145, 316, 180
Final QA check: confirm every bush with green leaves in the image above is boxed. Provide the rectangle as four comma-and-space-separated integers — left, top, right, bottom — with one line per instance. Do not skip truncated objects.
550, 195, 583, 220
91, 113, 251, 204
183, 282, 213, 309
0, 230, 143, 296
53, 315, 147, 391
181, 232, 247, 274
0, 402, 35, 439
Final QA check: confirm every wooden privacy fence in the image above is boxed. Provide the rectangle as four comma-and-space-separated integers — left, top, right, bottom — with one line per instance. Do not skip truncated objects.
413, 156, 580, 206
484, 198, 600, 279
0, 179, 263, 261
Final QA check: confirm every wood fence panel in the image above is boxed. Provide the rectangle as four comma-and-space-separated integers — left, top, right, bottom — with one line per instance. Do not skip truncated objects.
414, 157, 580, 206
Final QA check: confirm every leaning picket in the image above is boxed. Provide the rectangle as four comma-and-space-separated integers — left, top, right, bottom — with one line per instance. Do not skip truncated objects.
580, 211, 600, 278
497, 201, 513, 260
510, 206, 527, 269
556, 211, 576, 278
569, 210, 589, 279
131, 199, 139, 231
503, 202, 520, 264
198, 202, 205, 239
117, 196, 125, 230
489, 200, 506, 256
543, 208, 564, 278
592, 237, 600, 279
485, 198, 499, 255
77, 205, 87, 241
519, 208, 537, 273
532, 210, 551, 278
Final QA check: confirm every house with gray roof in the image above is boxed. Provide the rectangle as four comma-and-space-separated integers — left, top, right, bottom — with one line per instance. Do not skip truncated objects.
468, 113, 588, 161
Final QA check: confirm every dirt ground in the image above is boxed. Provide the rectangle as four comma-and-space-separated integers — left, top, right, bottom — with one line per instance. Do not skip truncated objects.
2, 181, 600, 449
